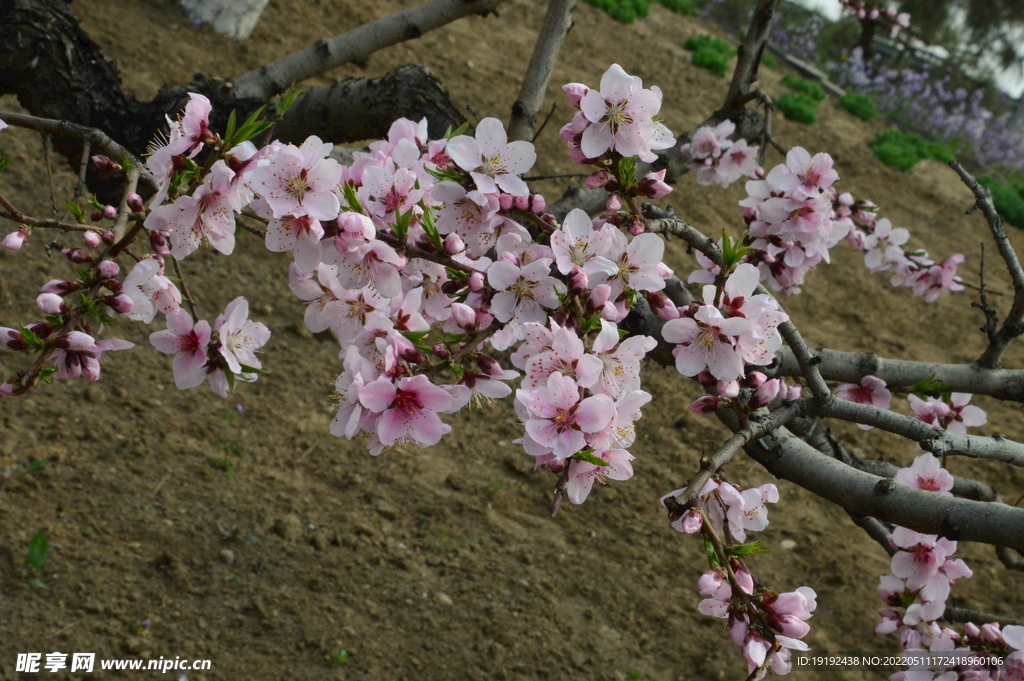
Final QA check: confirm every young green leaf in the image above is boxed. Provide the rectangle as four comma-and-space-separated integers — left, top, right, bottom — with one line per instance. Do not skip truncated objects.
574, 449, 610, 466
26, 531, 49, 569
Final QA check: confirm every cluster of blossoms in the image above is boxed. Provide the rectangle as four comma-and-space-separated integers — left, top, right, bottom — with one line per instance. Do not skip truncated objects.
661, 478, 818, 677
838, 0, 910, 37
679, 119, 761, 189
836, 194, 965, 302
876, 454, 1023, 681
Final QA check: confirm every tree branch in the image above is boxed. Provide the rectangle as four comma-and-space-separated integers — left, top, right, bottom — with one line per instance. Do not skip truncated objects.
770, 346, 1024, 403
950, 161, 1024, 369
507, 0, 576, 142
231, 0, 506, 101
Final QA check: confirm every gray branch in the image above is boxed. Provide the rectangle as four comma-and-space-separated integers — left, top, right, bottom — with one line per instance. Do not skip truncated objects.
770, 346, 1024, 402
507, 0, 576, 142
951, 162, 1024, 369
231, 0, 505, 101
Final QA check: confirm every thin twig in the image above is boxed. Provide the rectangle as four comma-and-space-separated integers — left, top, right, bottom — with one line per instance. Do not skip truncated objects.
171, 255, 199, 321
41, 134, 58, 213
531, 102, 559, 144
75, 140, 92, 199
112, 166, 140, 241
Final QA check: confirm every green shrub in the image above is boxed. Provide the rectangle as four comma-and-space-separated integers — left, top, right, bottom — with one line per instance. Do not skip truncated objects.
869, 130, 957, 171
587, 0, 698, 22
775, 93, 818, 124
838, 92, 877, 120
761, 53, 777, 70
684, 34, 736, 56
978, 177, 1024, 229
692, 48, 731, 78
781, 74, 825, 101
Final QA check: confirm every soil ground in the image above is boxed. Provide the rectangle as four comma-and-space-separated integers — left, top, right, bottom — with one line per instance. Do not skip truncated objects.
1, 1, 1023, 680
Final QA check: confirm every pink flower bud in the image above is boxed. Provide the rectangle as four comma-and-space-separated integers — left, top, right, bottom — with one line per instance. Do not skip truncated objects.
587, 284, 611, 311
753, 166, 765, 180
562, 82, 589, 108
102, 231, 115, 245
981, 623, 1002, 643
499, 251, 518, 263
0, 327, 29, 351
628, 219, 645, 236
25, 322, 53, 339
0, 380, 17, 396
688, 395, 722, 414
399, 346, 425, 364
514, 194, 529, 211
83, 230, 102, 248
498, 194, 514, 211
785, 384, 803, 401
530, 194, 546, 214
337, 211, 375, 239
569, 267, 589, 294
717, 380, 740, 399
586, 171, 611, 190
695, 369, 717, 387
432, 342, 451, 360
149, 231, 171, 256
476, 354, 501, 376
97, 260, 120, 280
57, 331, 95, 351
869, 8, 879, 19
450, 302, 477, 330
468, 272, 485, 291
127, 193, 144, 213
42, 279, 76, 295
639, 169, 672, 199
749, 379, 780, 409
105, 294, 134, 314
605, 194, 623, 212
964, 622, 981, 639
91, 155, 118, 172
444, 233, 465, 255
90, 211, 104, 222
102, 205, 117, 219
36, 293, 69, 315
681, 508, 703, 534
63, 248, 92, 264
2, 229, 28, 251
743, 371, 767, 388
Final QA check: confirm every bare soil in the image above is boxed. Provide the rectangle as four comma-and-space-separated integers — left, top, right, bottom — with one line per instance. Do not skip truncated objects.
1, 1, 1022, 680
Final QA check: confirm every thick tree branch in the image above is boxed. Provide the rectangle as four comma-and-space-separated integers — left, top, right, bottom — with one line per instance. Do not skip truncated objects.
275, 64, 465, 144
770, 346, 1024, 403
746, 426, 1024, 550
231, 0, 505, 101
951, 162, 1024, 369
507, 0, 576, 142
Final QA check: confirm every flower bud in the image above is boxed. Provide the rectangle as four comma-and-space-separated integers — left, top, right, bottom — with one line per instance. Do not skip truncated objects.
105, 294, 134, 314
91, 211, 104, 222
37, 293, 69, 316
468, 272, 485, 292
432, 342, 451, 360
638, 169, 672, 199
476, 354, 501, 376
83, 230, 102, 248
749, 379, 781, 409
127, 192, 144, 213
41, 279, 76, 295
681, 508, 703, 534
97, 260, 120, 280
605, 194, 623, 212
688, 395, 722, 414
530, 194, 546, 214
568, 266, 589, 295
56, 331, 95, 351
102, 205, 118, 219
587, 284, 611, 312
586, 171, 611, 190
717, 380, 740, 399
628, 219, 645, 236
0, 327, 29, 351
444, 233, 465, 255
149, 231, 171, 257
450, 302, 477, 330
2, 229, 28, 251
102, 231, 115, 245
742, 370, 767, 388
498, 194, 514, 211
399, 346, 425, 365
514, 194, 529, 211
63, 248, 93, 264
91, 155, 119, 172
561, 83, 589, 109
0, 380, 18, 396
753, 166, 765, 180
964, 622, 981, 639
981, 623, 1002, 643
25, 322, 53, 339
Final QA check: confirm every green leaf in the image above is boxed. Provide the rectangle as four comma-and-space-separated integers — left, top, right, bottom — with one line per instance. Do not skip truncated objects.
449, 362, 465, 381
703, 536, 721, 570
37, 366, 59, 384
120, 152, 134, 172
617, 156, 637, 189
224, 109, 238, 144
341, 183, 364, 214
425, 166, 464, 184
573, 449, 610, 466
87, 195, 104, 211
26, 579, 48, 589
445, 121, 471, 139
392, 207, 414, 241
720, 232, 752, 271
26, 531, 48, 568
419, 202, 442, 248
19, 325, 45, 350
0, 153, 11, 174
729, 540, 770, 558
65, 199, 86, 224
237, 364, 269, 376
274, 84, 303, 118
910, 373, 953, 401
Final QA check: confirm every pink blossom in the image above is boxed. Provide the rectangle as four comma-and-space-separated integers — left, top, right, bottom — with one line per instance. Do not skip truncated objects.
122, 257, 182, 323
487, 258, 564, 324
445, 118, 535, 196
590, 320, 657, 398
518, 372, 615, 458
564, 448, 634, 504
214, 297, 270, 376
265, 214, 324, 273
1, 228, 29, 251
864, 218, 910, 272
51, 332, 134, 381
149, 310, 212, 389
895, 454, 954, 495
144, 162, 241, 258
944, 393, 986, 434
834, 375, 892, 430
358, 374, 462, 448
577, 64, 674, 162
663, 304, 751, 382
249, 136, 343, 220
550, 209, 617, 277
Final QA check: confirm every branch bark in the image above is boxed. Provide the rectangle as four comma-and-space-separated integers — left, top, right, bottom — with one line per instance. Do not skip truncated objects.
507, 0, 576, 142
231, 0, 506, 101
